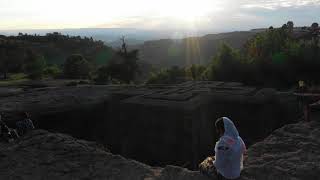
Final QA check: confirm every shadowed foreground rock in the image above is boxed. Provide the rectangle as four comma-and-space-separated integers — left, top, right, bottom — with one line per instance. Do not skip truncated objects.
0, 121, 319, 180
242, 120, 320, 180
0, 130, 211, 180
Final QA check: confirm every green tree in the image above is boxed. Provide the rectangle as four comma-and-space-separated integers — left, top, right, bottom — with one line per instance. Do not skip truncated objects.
63, 54, 91, 79
24, 50, 46, 79
146, 66, 185, 84
243, 21, 320, 86
206, 44, 246, 81
185, 64, 206, 80
94, 65, 110, 84
102, 36, 140, 84
0, 48, 9, 79
287, 21, 294, 33
0, 45, 25, 79
311, 22, 319, 30
44, 64, 62, 78
310, 22, 319, 50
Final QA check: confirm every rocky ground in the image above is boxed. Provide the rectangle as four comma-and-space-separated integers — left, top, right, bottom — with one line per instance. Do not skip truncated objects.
0, 130, 211, 180
0, 120, 319, 180
242, 120, 320, 180
0, 83, 299, 170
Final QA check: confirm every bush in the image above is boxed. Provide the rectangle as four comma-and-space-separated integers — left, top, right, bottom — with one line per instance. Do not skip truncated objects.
44, 64, 62, 78
24, 53, 46, 80
63, 54, 91, 79
185, 64, 206, 80
146, 66, 186, 84
203, 43, 249, 82
94, 65, 110, 84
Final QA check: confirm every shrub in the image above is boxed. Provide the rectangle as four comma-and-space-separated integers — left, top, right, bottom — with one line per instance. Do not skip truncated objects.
146, 66, 186, 84
44, 64, 62, 78
94, 65, 110, 84
24, 53, 46, 80
63, 54, 91, 79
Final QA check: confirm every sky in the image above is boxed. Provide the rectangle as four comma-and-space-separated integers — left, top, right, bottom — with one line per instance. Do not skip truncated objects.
0, 0, 320, 31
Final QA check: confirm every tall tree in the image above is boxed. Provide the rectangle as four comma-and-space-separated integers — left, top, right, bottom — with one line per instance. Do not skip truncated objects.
103, 36, 139, 84
311, 22, 319, 30
24, 50, 46, 79
310, 22, 319, 49
0, 48, 9, 79
287, 21, 294, 33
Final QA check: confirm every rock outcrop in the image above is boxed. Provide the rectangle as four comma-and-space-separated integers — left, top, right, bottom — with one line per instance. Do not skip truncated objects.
242, 120, 320, 180
0, 120, 319, 180
0, 130, 211, 180
0, 82, 299, 169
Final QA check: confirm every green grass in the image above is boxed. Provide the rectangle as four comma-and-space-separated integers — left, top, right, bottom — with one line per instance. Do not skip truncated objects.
0, 73, 30, 86
8, 73, 28, 80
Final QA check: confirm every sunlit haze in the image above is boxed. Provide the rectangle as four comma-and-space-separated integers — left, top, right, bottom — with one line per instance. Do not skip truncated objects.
0, 0, 320, 31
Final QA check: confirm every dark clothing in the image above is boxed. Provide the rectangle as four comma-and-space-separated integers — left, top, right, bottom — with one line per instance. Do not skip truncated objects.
16, 118, 35, 136
0, 123, 15, 142
296, 86, 312, 121
9, 129, 19, 139
217, 173, 232, 180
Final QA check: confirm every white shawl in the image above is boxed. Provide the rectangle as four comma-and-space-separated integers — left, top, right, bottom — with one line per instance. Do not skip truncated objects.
213, 117, 246, 179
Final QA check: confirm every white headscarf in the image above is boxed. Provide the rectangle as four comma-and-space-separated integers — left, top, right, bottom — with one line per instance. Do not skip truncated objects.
222, 117, 239, 139
213, 117, 246, 179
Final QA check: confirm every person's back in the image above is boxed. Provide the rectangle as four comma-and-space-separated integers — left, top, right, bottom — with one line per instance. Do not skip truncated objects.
213, 117, 246, 180
16, 112, 35, 136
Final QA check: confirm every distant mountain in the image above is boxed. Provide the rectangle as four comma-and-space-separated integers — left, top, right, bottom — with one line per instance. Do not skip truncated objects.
0, 28, 162, 43
0, 28, 260, 68
108, 38, 145, 49
0, 28, 212, 48
135, 31, 259, 67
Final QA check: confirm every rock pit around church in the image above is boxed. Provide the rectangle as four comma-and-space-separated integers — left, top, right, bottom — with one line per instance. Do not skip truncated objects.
0, 81, 301, 171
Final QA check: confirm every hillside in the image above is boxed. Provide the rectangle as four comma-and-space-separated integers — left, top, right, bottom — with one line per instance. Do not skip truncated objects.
0, 32, 114, 67
136, 31, 258, 67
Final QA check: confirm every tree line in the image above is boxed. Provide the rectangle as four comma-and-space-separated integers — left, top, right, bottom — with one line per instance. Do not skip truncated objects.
147, 21, 320, 88
0, 34, 139, 84
1, 21, 319, 88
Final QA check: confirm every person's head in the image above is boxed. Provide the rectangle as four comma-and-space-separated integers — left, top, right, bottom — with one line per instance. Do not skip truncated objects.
215, 117, 225, 137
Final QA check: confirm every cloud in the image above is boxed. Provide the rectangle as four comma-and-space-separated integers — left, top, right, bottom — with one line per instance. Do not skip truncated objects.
241, 0, 320, 10
0, 0, 319, 30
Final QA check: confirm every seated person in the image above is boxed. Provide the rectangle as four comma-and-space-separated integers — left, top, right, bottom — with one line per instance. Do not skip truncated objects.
0, 115, 17, 143
200, 117, 246, 180
16, 112, 35, 136
9, 128, 19, 139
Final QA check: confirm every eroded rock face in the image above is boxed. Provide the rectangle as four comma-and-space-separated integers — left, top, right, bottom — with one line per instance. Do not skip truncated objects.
0, 82, 299, 169
241, 121, 320, 180
0, 130, 211, 180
